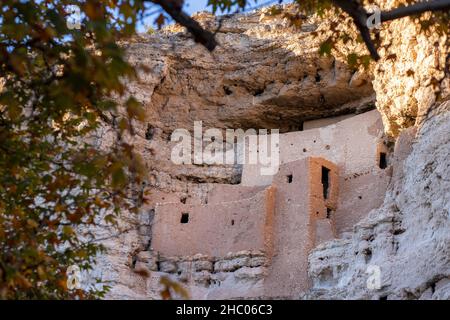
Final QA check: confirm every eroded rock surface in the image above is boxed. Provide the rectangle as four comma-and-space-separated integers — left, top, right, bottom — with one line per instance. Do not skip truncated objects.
306, 101, 450, 300
119, 6, 375, 193
93, 3, 449, 300
129, 8, 374, 134
373, 0, 449, 137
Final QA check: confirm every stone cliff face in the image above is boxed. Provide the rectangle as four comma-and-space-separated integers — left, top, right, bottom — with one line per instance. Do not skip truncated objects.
95, 3, 449, 299
120, 6, 375, 191
304, 0, 450, 300
131, 8, 374, 134
307, 101, 450, 300
373, 0, 449, 137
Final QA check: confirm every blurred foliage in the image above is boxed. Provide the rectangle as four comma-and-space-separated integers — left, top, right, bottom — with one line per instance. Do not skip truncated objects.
0, 0, 149, 299
160, 276, 189, 300
206, 0, 449, 67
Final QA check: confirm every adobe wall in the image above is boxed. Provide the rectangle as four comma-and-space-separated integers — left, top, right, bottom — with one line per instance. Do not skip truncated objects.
263, 159, 311, 297
263, 157, 338, 297
303, 114, 354, 130
146, 184, 265, 208
241, 109, 390, 236
241, 109, 384, 186
332, 140, 391, 234
335, 167, 391, 234
144, 110, 391, 298
148, 185, 275, 299
308, 158, 339, 245
205, 184, 266, 204
147, 110, 388, 244
148, 157, 338, 298
332, 128, 416, 235
151, 187, 275, 257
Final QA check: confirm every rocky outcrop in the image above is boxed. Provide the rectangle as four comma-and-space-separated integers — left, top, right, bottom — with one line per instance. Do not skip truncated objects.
373, 0, 449, 137
129, 8, 374, 134
303, 0, 450, 300
94, 2, 449, 300
306, 101, 450, 300
120, 5, 375, 194
129, 250, 268, 299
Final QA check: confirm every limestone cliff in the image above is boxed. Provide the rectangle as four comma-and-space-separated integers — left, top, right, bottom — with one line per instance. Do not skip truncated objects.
95, 3, 449, 299
119, 5, 375, 192
307, 101, 450, 300
304, 0, 450, 300
373, 0, 449, 137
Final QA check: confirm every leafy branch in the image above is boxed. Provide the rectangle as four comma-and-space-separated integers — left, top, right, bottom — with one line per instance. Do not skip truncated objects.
332, 0, 450, 60
148, 0, 450, 60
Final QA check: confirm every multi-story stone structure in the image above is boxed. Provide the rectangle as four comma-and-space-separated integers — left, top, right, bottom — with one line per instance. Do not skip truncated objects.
139, 109, 391, 299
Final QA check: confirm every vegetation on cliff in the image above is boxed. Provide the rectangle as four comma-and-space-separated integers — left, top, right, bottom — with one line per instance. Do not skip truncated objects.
0, 0, 448, 299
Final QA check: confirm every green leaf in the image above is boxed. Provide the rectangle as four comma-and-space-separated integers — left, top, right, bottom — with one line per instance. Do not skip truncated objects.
126, 97, 146, 121
319, 39, 333, 56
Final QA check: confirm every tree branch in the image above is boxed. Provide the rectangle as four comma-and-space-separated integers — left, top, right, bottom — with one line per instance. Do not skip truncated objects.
381, 0, 450, 22
148, 0, 218, 51
331, 0, 380, 60
146, 0, 449, 61
332, 0, 450, 61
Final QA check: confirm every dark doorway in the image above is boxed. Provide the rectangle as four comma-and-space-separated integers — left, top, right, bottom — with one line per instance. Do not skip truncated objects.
379, 152, 388, 169
321, 166, 330, 199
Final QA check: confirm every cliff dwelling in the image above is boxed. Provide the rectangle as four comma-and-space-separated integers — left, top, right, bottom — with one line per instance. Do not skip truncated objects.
138, 109, 391, 299
2, 0, 450, 304
90, 5, 450, 301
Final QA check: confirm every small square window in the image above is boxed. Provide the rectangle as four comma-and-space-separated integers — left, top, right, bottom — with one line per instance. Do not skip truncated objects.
180, 213, 189, 224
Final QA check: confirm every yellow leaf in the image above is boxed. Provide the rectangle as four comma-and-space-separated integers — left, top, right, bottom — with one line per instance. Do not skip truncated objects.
126, 97, 146, 121
27, 219, 39, 229
63, 226, 74, 236
160, 276, 189, 300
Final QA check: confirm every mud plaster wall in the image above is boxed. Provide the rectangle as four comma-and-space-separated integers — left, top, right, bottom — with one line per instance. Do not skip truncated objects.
146, 184, 266, 209
335, 168, 391, 234
261, 157, 338, 297
152, 187, 275, 257
147, 110, 389, 298
333, 141, 391, 235
149, 157, 337, 298
303, 114, 354, 130
242, 109, 390, 237
308, 158, 339, 245
205, 184, 266, 204
241, 109, 384, 186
